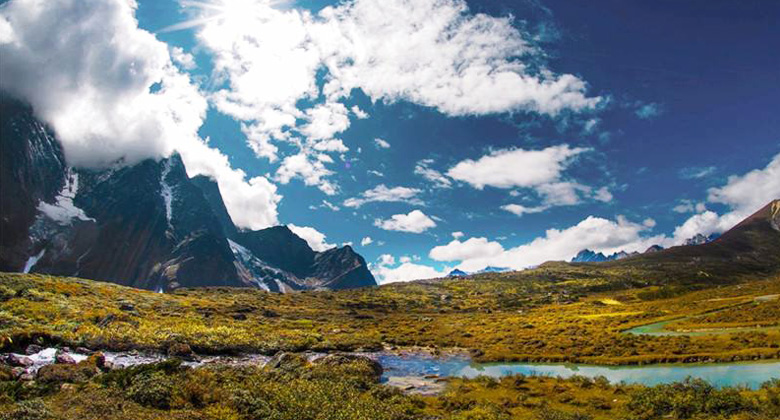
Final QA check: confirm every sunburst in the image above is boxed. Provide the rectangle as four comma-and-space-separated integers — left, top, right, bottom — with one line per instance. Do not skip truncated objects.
159, 0, 289, 33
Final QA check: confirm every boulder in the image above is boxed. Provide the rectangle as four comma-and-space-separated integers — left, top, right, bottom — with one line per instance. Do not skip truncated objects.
266, 352, 307, 371
55, 351, 76, 365
167, 343, 195, 360
312, 354, 383, 381
25, 344, 44, 355
6, 354, 34, 367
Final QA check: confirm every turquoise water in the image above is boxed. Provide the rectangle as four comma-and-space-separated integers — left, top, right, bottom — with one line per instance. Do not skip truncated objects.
375, 353, 780, 389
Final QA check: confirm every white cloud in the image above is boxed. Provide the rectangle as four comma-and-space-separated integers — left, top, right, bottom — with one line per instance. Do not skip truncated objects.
707, 153, 779, 217
374, 210, 437, 233
452, 231, 464, 239
170, 46, 196, 70
360, 236, 373, 246
448, 145, 588, 190
670, 152, 780, 241
367, 170, 385, 177
0, 0, 281, 230
343, 184, 423, 208
182, 0, 599, 194
374, 138, 391, 149
300, 102, 351, 141
500, 204, 548, 217
635, 102, 662, 119
680, 166, 716, 180
351, 105, 369, 119
371, 253, 448, 284
321, 200, 340, 211
430, 237, 504, 262
276, 152, 338, 195
440, 216, 666, 272
377, 254, 396, 266
414, 159, 452, 189
314, 0, 600, 116
288, 224, 336, 252
593, 186, 613, 202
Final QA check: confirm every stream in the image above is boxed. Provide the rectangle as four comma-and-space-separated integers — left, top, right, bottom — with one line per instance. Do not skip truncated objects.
7, 348, 779, 393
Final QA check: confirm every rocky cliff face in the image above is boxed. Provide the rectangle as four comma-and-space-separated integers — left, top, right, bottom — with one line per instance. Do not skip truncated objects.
0, 96, 376, 292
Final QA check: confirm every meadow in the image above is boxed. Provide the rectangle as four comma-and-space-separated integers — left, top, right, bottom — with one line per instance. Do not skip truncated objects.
1, 270, 779, 365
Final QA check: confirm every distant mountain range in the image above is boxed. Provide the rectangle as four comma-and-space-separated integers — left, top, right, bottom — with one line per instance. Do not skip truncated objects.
447, 266, 510, 277
0, 95, 375, 292
570, 232, 723, 263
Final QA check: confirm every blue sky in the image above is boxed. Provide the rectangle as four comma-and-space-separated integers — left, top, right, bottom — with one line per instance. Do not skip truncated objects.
2, 0, 778, 282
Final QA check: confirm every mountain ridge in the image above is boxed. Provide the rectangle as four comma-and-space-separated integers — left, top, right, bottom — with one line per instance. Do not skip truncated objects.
0, 95, 376, 292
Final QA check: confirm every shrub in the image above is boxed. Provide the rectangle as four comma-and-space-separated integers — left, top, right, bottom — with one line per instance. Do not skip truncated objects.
126, 370, 177, 409
0, 399, 54, 420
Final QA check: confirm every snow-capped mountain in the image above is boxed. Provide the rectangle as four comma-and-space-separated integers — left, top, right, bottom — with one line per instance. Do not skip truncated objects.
0, 94, 375, 292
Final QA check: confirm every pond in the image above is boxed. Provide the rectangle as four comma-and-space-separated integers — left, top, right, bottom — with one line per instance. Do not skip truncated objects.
373, 352, 780, 390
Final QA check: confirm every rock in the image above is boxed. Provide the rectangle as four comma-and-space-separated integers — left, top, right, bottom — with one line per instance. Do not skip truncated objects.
7, 354, 34, 367
76, 347, 94, 355
312, 354, 383, 381
267, 352, 307, 371
19, 372, 35, 381
167, 343, 195, 360
55, 351, 76, 365
119, 302, 135, 312
231, 313, 247, 321
25, 344, 44, 355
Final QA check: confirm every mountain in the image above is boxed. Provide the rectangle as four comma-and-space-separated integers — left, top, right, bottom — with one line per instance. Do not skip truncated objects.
0, 95, 376, 292
571, 249, 632, 263
606, 200, 780, 282
644, 245, 664, 253
448, 269, 468, 277
684, 232, 721, 246
479, 266, 510, 273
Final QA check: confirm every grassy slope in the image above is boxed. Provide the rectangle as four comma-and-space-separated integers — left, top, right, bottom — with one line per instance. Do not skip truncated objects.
2, 271, 780, 365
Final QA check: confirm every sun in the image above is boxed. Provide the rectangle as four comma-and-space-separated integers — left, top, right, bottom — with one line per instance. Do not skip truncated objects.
159, 0, 289, 33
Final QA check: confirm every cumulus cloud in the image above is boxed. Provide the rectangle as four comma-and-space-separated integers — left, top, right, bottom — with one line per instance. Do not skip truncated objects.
671, 152, 780, 240
500, 204, 548, 217
374, 138, 391, 149
276, 152, 338, 195
374, 210, 437, 233
442, 216, 666, 272
371, 253, 448, 284
0, 0, 281, 230
430, 237, 504, 262
360, 236, 373, 246
448, 145, 588, 189
181, 0, 599, 193
448, 145, 614, 215
343, 184, 423, 208
414, 159, 452, 189
288, 224, 336, 252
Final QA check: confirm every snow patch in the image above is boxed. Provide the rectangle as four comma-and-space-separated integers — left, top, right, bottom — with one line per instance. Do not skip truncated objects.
160, 159, 175, 227
37, 169, 94, 225
23, 249, 45, 273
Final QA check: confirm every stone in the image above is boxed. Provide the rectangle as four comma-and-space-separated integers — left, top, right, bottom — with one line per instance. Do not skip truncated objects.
6, 354, 34, 367
25, 344, 44, 355
55, 351, 76, 365
167, 343, 195, 360
267, 352, 307, 371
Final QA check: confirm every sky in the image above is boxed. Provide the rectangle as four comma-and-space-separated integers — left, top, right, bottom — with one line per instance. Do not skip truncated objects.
1, 0, 779, 283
